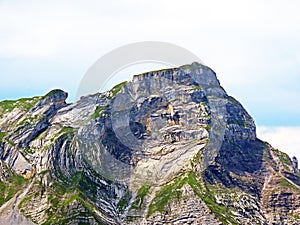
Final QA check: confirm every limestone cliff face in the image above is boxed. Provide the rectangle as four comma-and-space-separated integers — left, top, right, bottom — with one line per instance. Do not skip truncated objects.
0, 62, 299, 225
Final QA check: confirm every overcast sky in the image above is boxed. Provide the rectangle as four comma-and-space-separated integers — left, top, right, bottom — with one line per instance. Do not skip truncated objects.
0, 0, 299, 159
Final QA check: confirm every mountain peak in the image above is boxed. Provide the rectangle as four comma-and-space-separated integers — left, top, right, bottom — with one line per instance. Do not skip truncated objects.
0, 64, 299, 224
132, 62, 220, 87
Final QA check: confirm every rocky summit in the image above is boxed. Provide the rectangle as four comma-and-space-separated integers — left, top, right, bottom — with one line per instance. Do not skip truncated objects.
0, 62, 299, 225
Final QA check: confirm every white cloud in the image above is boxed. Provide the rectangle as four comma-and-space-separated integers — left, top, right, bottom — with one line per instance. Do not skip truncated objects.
1, 0, 300, 58
257, 126, 300, 161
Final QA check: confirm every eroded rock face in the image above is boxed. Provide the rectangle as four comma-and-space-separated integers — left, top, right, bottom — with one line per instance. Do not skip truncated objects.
145, 184, 222, 225
0, 62, 299, 225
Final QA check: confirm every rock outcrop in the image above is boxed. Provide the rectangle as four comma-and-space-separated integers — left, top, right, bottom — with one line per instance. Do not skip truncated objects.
0, 62, 299, 224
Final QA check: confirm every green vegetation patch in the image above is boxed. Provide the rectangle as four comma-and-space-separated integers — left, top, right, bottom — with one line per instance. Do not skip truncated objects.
0, 131, 7, 142
18, 159, 107, 224
53, 171, 98, 200
148, 172, 238, 224
274, 149, 292, 166
51, 126, 76, 142
24, 146, 35, 154
0, 174, 27, 206
45, 89, 64, 97
6, 138, 16, 146
187, 174, 238, 225
59, 193, 81, 208
18, 194, 34, 209
43, 191, 102, 225
59, 126, 74, 135
280, 178, 300, 193
17, 114, 45, 127
193, 85, 202, 90
131, 185, 151, 209
0, 96, 42, 114
0, 100, 16, 112
117, 190, 131, 212
91, 106, 106, 119
17, 143, 112, 224
289, 213, 300, 220
20, 171, 104, 225
108, 81, 127, 99
148, 174, 192, 216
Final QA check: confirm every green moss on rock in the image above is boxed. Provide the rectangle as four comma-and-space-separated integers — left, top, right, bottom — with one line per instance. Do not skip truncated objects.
42, 192, 103, 225
0, 131, 7, 142
148, 175, 187, 216
18, 171, 104, 225
18, 194, 34, 209
91, 106, 106, 119
148, 172, 238, 225
0, 174, 27, 206
108, 81, 127, 99
131, 185, 151, 209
